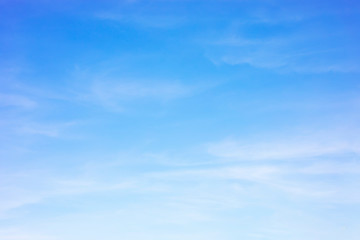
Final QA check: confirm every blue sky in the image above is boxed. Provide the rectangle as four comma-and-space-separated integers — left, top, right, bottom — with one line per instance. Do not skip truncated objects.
1, 0, 360, 239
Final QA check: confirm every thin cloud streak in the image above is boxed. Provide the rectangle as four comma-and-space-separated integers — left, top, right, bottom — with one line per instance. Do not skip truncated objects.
73, 77, 200, 112
0, 93, 37, 109
95, 11, 187, 29
206, 132, 360, 160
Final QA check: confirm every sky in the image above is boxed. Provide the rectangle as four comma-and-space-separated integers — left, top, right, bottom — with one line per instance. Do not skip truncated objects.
1, 0, 360, 239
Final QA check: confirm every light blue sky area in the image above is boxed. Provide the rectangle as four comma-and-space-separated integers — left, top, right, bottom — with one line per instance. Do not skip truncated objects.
1, 0, 360, 239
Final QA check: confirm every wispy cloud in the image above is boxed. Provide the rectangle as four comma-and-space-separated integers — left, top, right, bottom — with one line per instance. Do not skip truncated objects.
75, 77, 196, 111
91, 79, 191, 100
0, 228, 58, 240
95, 11, 186, 29
17, 121, 79, 138
0, 93, 37, 109
204, 8, 360, 73
207, 35, 359, 73
0, 171, 135, 216
206, 132, 360, 160
148, 160, 360, 203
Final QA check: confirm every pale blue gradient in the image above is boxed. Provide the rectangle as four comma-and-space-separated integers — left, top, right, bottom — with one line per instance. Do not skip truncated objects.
1, 0, 360, 239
